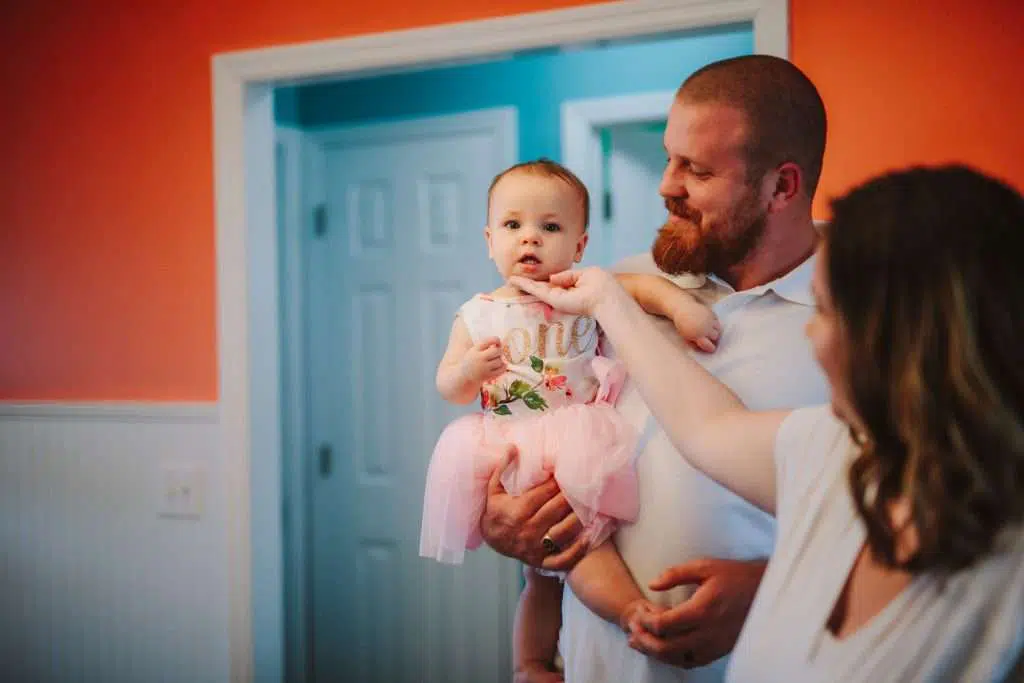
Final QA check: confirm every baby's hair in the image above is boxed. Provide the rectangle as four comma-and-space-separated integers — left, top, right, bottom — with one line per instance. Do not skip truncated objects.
487, 158, 590, 231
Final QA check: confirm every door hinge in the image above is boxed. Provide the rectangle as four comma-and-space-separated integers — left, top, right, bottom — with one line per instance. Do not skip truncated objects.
317, 443, 333, 478
313, 203, 328, 238
603, 190, 613, 221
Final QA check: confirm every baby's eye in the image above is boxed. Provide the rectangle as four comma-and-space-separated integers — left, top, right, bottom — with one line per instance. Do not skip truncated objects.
503, 220, 520, 230
543, 222, 561, 233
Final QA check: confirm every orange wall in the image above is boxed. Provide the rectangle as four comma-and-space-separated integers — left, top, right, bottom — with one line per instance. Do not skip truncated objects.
1, 0, 1021, 401
792, 0, 1024, 218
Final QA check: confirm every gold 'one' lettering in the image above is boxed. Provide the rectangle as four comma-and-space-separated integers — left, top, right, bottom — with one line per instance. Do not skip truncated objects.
569, 316, 596, 356
537, 322, 566, 357
503, 327, 530, 364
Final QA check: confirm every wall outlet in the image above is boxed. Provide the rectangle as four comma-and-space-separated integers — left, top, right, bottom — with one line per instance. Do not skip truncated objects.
158, 462, 205, 520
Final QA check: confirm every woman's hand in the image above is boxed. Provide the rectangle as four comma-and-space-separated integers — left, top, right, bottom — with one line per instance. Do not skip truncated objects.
509, 268, 625, 317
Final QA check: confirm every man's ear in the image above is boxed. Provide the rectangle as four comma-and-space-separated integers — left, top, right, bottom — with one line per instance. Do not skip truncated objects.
574, 231, 589, 263
767, 162, 802, 212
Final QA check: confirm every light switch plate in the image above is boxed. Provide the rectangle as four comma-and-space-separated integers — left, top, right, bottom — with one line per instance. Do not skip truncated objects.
158, 462, 205, 520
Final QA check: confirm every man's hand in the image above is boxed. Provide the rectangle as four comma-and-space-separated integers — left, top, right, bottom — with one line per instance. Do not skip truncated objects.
480, 446, 587, 572
628, 558, 768, 669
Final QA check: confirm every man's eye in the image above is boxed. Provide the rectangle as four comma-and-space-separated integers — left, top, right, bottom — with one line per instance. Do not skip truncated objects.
543, 223, 561, 232
504, 220, 520, 230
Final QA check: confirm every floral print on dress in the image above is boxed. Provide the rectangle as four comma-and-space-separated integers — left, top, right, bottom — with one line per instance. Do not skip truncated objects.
482, 356, 570, 416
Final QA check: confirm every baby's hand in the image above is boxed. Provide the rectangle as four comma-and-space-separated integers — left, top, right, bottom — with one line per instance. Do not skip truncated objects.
461, 337, 506, 384
619, 598, 666, 636
672, 298, 721, 353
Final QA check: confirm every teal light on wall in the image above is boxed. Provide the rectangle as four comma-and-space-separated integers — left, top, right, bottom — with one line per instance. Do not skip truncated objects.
276, 25, 752, 162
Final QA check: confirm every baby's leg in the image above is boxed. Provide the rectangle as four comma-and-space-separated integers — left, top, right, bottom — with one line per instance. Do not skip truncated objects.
513, 566, 564, 681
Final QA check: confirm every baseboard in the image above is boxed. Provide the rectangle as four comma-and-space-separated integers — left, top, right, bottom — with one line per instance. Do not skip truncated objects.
0, 401, 219, 423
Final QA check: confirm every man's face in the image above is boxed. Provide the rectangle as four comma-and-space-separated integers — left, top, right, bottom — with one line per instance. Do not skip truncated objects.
653, 99, 769, 276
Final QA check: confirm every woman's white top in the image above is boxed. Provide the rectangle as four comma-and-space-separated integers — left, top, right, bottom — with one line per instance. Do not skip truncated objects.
727, 405, 1024, 682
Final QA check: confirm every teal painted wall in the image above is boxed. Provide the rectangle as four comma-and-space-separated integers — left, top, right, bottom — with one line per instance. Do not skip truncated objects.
277, 25, 753, 161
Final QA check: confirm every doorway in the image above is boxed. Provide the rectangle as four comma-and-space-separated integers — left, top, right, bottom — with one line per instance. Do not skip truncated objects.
282, 30, 751, 683
300, 108, 518, 683
213, 3, 788, 681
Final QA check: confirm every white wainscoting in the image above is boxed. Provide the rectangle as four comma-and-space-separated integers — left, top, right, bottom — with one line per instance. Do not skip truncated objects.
0, 404, 229, 683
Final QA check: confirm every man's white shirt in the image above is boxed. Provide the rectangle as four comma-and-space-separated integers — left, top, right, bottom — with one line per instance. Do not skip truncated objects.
559, 253, 829, 683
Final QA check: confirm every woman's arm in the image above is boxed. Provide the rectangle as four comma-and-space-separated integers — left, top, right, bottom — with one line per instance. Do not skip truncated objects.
513, 269, 787, 513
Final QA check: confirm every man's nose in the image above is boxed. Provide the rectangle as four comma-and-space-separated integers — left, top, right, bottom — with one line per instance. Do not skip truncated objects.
659, 164, 687, 199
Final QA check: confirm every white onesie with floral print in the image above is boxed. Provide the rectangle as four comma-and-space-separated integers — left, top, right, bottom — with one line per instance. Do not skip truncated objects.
420, 293, 639, 565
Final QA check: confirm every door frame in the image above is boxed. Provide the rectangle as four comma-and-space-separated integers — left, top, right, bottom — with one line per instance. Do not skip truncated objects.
561, 90, 676, 266
212, 2, 788, 680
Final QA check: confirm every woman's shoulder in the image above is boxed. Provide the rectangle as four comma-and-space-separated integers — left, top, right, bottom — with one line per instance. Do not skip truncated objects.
776, 405, 850, 470
774, 405, 853, 524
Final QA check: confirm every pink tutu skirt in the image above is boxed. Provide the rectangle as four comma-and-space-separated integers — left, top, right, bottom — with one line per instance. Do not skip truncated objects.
419, 400, 639, 565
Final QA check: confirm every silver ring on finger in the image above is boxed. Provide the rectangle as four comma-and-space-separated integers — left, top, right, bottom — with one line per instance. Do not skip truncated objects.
541, 534, 560, 555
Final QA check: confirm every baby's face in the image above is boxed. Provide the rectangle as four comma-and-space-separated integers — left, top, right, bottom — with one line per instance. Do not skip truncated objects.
485, 172, 588, 282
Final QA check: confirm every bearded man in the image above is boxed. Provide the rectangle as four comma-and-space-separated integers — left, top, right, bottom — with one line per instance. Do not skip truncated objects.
484, 55, 833, 683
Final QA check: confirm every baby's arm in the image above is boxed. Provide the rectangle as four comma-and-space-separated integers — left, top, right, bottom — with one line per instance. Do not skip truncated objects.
616, 273, 720, 352
566, 540, 662, 634
513, 567, 565, 683
435, 315, 506, 404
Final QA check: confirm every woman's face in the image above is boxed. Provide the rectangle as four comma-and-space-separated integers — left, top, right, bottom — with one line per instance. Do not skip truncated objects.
806, 243, 854, 425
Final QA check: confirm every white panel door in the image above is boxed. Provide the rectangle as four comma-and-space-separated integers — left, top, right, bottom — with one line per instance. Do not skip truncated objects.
606, 122, 669, 264
304, 110, 520, 683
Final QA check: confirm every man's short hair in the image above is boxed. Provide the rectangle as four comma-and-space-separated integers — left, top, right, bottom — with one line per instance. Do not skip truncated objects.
679, 55, 827, 199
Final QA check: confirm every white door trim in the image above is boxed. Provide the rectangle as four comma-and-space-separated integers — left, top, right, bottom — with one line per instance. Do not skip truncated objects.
561, 90, 676, 265
211, 1, 788, 680
306, 106, 518, 146
273, 124, 311, 683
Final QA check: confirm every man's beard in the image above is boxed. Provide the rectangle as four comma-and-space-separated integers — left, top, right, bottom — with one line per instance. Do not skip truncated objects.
652, 194, 767, 277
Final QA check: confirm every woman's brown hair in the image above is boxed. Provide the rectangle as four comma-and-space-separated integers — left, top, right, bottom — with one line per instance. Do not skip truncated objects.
826, 165, 1024, 572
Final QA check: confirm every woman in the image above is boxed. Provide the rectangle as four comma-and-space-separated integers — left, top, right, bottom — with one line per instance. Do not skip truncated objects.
511, 165, 1024, 682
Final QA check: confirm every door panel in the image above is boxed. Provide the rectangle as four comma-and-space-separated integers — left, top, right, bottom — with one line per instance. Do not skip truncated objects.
305, 111, 519, 683
605, 122, 669, 264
